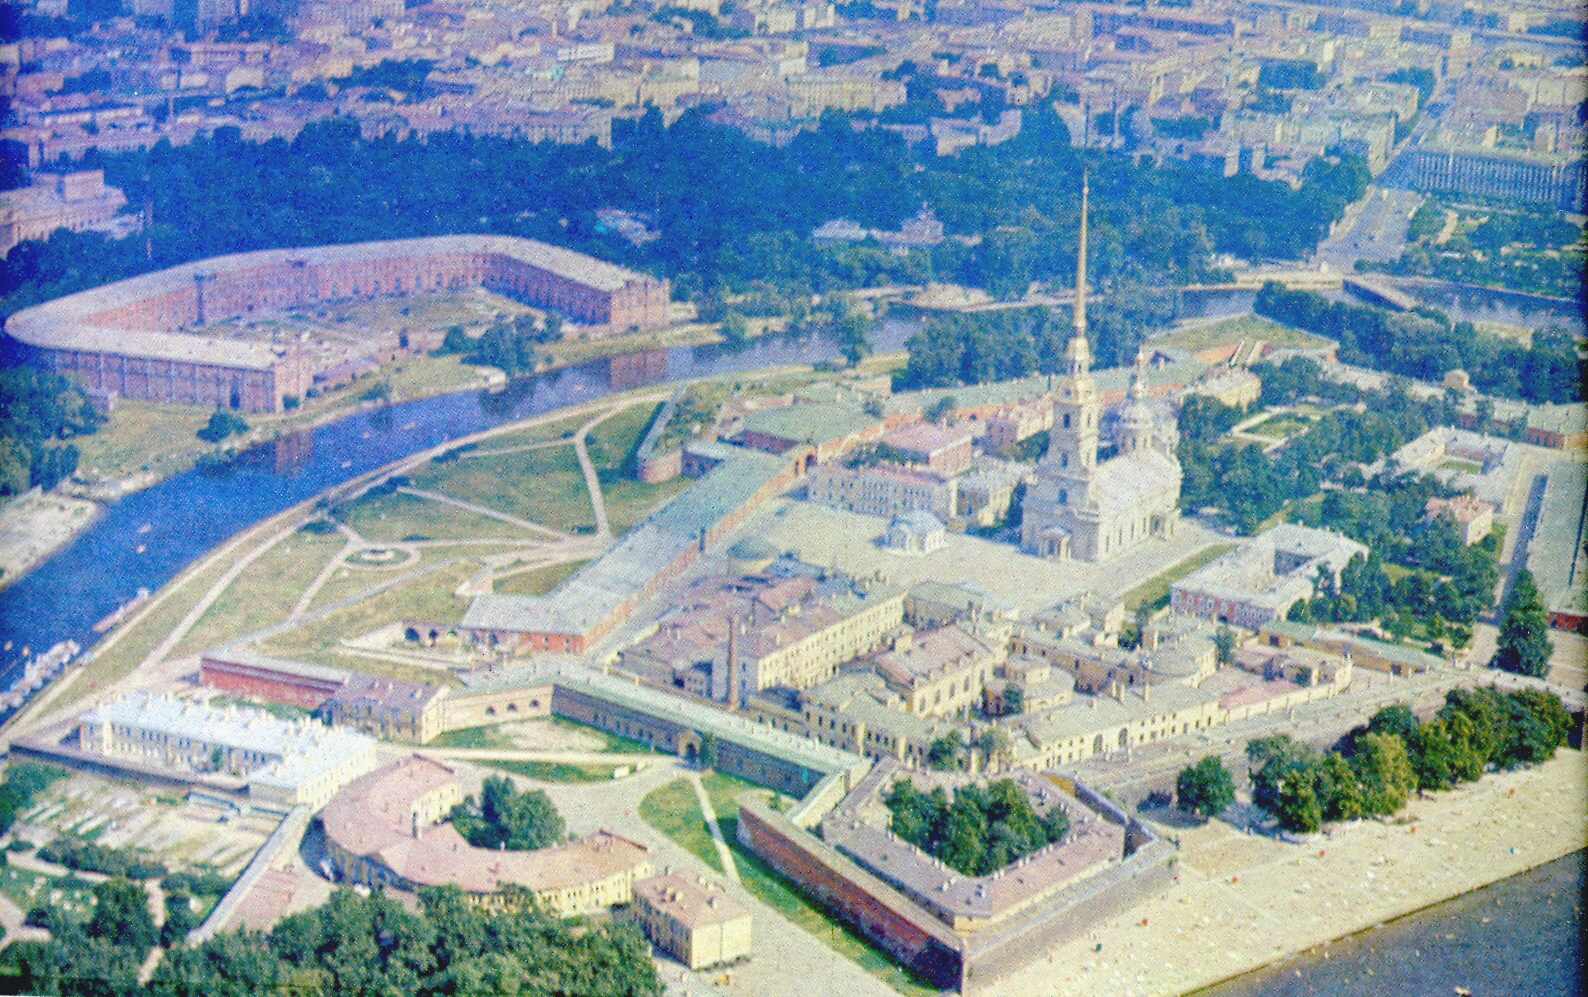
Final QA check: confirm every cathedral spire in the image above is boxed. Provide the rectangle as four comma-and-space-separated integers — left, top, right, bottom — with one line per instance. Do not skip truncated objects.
1065, 172, 1092, 379
1130, 347, 1149, 401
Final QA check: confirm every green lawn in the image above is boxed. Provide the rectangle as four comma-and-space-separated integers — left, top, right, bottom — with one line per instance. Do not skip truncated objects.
336, 490, 540, 543
431, 724, 516, 750
494, 559, 588, 597
411, 446, 595, 534
488, 760, 619, 783
474, 412, 590, 450
173, 530, 346, 657
1121, 543, 1237, 612
1244, 413, 1313, 441
585, 403, 657, 473
1156, 314, 1333, 353
638, 779, 723, 872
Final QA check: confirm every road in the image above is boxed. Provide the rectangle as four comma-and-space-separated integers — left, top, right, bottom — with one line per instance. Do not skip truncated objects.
1314, 187, 1425, 274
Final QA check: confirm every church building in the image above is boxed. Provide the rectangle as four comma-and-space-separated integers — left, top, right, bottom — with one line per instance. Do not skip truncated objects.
1020, 177, 1182, 563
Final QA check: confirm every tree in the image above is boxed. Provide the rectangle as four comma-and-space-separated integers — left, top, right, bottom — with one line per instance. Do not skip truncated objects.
1213, 625, 1237, 667
696, 732, 719, 770
926, 730, 967, 771
87, 877, 158, 953
197, 409, 249, 443
1366, 703, 1419, 744
1313, 752, 1366, 821
1351, 733, 1417, 815
1491, 569, 1553, 678
1001, 684, 1024, 716
1246, 734, 1315, 814
1175, 755, 1235, 819
451, 775, 564, 850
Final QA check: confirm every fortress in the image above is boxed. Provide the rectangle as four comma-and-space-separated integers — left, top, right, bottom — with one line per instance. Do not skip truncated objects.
5, 235, 671, 412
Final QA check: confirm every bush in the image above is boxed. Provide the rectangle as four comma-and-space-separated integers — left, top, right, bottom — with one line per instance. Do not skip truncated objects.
38, 837, 167, 880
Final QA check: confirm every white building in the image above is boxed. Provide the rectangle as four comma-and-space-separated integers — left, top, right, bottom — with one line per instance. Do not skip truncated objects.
1021, 177, 1181, 563
1170, 524, 1369, 629
78, 693, 377, 808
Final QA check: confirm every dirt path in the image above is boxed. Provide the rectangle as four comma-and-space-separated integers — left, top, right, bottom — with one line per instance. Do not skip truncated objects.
689, 772, 740, 884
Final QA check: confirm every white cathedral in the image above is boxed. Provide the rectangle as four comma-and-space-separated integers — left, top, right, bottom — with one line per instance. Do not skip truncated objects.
1020, 177, 1182, 563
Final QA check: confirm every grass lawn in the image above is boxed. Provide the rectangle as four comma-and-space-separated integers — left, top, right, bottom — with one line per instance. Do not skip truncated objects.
494, 559, 588, 596
336, 490, 537, 543
72, 401, 216, 482
488, 760, 619, 783
1156, 314, 1333, 353
1438, 458, 1483, 474
172, 530, 346, 657
474, 412, 591, 450
259, 564, 472, 662
720, 820, 940, 997
1121, 543, 1237, 612
410, 447, 595, 534
584, 403, 657, 473
431, 725, 516, 749
638, 779, 722, 872
698, 771, 775, 817
310, 558, 432, 611
599, 475, 695, 535
1245, 413, 1313, 441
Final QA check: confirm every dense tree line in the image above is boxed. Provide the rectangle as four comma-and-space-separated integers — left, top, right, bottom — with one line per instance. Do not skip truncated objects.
0, 368, 102, 496
884, 777, 1069, 876
897, 283, 1177, 389
1491, 568, 1554, 678
1248, 688, 1571, 833
448, 774, 565, 851
1177, 360, 1452, 535
1254, 284, 1583, 404
3, 105, 1368, 319
37, 835, 168, 880
4, 882, 661, 997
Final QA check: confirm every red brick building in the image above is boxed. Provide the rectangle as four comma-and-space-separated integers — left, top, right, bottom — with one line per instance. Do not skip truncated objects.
7, 235, 670, 412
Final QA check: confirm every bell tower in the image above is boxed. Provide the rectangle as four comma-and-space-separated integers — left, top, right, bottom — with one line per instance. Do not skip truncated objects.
1046, 172, 1099, 480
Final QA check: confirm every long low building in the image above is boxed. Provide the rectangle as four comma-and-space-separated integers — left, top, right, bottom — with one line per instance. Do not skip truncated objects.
6, 235, 670, 412
321, 754, 654, 914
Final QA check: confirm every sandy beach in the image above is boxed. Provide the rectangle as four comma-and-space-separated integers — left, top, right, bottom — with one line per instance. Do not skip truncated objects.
994, 747, 1586, 997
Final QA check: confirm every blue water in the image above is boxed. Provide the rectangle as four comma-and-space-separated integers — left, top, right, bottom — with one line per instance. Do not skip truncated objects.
1192, 850, 1585, 997
0, 321, 914, 678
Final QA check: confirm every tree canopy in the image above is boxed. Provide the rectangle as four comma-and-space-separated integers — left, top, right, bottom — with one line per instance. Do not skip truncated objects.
1491, 569, 1554, 678
1175, 755, 1235, 819
449, 775, 565, 851
884, 777, 1069, 876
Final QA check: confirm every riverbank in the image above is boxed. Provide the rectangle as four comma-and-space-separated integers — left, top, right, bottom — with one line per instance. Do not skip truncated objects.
992, 748, 1586, 997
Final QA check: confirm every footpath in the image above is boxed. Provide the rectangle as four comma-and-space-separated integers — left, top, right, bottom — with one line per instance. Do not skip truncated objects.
995, 748, 1586, 997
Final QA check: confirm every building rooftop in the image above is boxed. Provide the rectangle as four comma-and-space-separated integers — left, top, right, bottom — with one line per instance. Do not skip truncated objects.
634, 871, 750, 928
6, 234, 659, 363
740, 402, 880, 446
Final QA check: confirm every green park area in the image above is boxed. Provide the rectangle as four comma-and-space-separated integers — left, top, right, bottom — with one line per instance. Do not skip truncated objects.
1154, 314, 1333, 354
1244, 412, 1315, 442
493, 559, 589, 596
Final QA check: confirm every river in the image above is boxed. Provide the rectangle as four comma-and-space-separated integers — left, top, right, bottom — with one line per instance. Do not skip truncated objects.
1192, 850, 1585, 997
0, 320, 914, 676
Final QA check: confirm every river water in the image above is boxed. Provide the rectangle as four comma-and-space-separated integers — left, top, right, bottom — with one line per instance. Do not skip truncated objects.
1191, 850, 1585, 997
0, 320, 913, 674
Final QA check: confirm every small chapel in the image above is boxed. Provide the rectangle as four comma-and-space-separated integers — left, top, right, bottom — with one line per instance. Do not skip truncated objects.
1020, 176, 1182, 563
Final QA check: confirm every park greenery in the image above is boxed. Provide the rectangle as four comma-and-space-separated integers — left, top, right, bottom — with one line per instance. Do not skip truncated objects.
1175, 755, 1235, 819
3, 882, 662, 997
195, 410, 249, 444
1490, 568, 1555, 678
1, 104, 1369, 321
883, 777, 1070, 877
0, 764, 66, 836
1254, 283, 1582, 404
0, 369, 102, 496
1369, 194, 1586, 299
1246, 687, 1571, 833
447, 774, 565, 850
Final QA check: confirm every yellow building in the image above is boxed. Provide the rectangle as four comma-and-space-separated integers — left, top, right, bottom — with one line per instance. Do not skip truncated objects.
633, 873, 752, 970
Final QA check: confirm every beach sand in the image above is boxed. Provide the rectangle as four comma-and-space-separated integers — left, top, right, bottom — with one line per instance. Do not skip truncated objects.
992, 747, 1586, 997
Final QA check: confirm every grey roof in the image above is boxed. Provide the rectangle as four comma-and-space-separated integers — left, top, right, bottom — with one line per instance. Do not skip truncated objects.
463, 448, 792, 636
1526, 461, 1587, 614
740, 403, 879, 445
